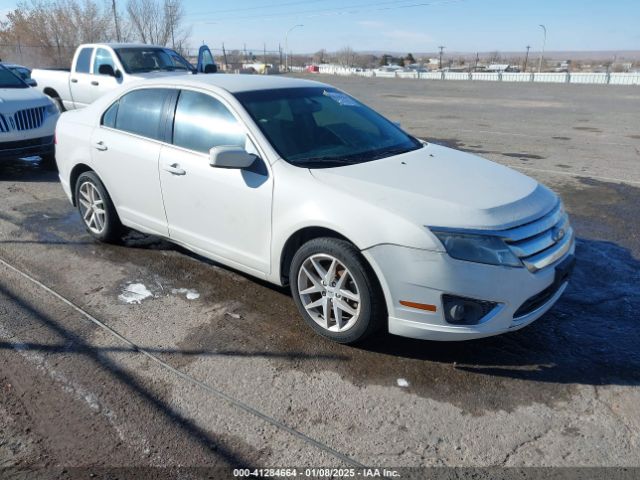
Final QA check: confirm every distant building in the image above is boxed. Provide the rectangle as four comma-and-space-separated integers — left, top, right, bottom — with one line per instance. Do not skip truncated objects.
554, 60, 572, 72
486, 64, 520, 72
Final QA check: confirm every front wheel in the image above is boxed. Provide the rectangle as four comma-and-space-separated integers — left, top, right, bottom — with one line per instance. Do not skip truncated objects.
290, 237, 385, 344
75, 171, 122, 243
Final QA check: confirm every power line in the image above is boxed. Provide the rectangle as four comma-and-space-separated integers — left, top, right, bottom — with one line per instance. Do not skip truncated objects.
193, 0, 463, 23
185, 0, 327, 17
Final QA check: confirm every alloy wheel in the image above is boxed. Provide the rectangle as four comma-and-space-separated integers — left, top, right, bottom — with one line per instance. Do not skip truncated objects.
78, 181, 107, 235
297, 253, 361, 332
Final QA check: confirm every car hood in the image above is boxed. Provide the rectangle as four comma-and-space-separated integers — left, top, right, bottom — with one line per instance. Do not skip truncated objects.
309, 143, 558, 230
0, 87, 49, 109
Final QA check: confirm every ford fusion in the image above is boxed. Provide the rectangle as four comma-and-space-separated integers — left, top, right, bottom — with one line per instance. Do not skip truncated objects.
54, 76, 575, 344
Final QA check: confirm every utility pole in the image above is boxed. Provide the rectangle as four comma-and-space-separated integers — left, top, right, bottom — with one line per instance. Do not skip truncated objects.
537, 25, 546, 73
523, 45, 530, 72
167, 1, 176, 49
438, 46, 445, 70
112, 0, 121, 42
222, 42, 228, 71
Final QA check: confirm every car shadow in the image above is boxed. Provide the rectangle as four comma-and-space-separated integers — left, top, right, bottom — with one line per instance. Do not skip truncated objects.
0, 156, 58, 182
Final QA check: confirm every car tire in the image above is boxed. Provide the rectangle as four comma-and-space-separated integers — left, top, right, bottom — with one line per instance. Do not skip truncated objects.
290, 237, 385, 344
75, 171, 123, 243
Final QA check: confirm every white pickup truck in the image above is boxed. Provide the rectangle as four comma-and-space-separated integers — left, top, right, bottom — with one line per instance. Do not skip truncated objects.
32, 43, 217, 111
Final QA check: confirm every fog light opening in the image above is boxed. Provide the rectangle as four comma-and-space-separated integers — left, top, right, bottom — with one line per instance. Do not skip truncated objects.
442, 295, 498, 325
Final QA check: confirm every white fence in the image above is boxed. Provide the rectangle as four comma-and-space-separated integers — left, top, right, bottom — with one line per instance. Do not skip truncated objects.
309, 65, 640, 86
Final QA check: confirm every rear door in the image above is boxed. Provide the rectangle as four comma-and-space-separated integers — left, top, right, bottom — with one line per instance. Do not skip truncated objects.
69, 47, 95, 108
90, 87, 175, 235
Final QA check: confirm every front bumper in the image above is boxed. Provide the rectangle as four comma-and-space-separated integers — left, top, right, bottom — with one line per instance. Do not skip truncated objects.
362, 240, 575, 341
0, 135, 54, 160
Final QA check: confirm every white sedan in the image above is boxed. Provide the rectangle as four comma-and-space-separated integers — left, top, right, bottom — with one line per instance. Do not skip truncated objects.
54, 75, 575, 343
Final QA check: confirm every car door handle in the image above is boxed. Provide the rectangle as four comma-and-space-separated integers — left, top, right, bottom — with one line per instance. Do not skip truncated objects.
91, 81, 99, 86
71, 78, 78, 83
163, 163, 186, 176
93, 141, 108, 151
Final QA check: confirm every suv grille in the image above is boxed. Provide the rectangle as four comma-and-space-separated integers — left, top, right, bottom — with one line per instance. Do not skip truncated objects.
0, 114, 10, 132
498, 203, 574, 272
12, 106, 46, 131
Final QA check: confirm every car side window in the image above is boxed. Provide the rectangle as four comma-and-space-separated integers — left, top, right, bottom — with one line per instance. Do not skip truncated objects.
93, 48, 115, 75
108, 88, 171, 140
101, 101, 119, 128
172, 90, 245, 154
75, 48, 94, 74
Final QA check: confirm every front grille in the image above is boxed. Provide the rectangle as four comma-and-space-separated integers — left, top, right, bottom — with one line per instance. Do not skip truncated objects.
497, 202, 574, 272
0, 114, 10, 132
514, 282, 563, 318
12, 106, 46, 131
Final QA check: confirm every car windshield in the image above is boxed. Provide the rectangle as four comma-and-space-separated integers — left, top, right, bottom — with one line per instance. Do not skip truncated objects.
235, 87, 422, 168
114, 47, 193, 73
0, 66, 28, 88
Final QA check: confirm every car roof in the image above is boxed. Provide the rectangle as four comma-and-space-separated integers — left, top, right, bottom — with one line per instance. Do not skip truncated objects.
82, 43, 170, 49
141, 74, 331, 94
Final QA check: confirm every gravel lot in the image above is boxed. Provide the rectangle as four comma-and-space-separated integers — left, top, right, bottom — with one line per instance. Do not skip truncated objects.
0, 76, 639, 476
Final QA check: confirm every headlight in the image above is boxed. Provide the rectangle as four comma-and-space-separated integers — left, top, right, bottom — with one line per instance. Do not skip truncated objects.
45, 100, 59, 115
431, 230, 522, 267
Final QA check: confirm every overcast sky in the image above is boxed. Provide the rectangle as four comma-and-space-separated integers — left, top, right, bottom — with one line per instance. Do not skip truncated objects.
180, 0, 639, 54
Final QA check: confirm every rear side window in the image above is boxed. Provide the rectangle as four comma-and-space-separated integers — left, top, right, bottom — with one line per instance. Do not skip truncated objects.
172, 90, 245, 154
75, 48, 94, 73
110, 89, 171, 140
101, 101, 118, 128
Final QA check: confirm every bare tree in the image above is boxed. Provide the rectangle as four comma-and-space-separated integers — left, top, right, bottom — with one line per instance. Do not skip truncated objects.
312, 49, 326, 64
0, 0, 114, 66
126, 0, 189, 48
336, 46, 356, 67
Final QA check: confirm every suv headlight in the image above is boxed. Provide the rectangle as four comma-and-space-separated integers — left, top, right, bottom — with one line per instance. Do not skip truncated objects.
45, 100, 59, 115
430, 230, 522, 267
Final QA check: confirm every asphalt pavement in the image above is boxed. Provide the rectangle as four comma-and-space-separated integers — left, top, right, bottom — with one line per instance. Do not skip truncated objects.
0, 76, 638, 475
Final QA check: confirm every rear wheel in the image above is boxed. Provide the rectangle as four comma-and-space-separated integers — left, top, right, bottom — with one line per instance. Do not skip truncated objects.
290, 237, 385, 344
75, 171, 122, 243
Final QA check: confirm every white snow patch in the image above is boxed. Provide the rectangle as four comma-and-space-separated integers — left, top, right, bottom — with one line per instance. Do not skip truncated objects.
171, 288, 200, 300
397, 378, 410, 388
119, 283, 153, 304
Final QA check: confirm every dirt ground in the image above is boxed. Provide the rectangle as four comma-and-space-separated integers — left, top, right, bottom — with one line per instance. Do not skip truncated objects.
0, 76, 639, 477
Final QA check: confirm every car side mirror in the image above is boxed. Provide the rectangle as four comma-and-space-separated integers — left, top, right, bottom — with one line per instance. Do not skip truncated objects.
204, 64, 217, 74
209, 146, 256, 169
115, 69, 123, 79
26, 78, 37, 87
98, 64, 116, 77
